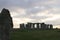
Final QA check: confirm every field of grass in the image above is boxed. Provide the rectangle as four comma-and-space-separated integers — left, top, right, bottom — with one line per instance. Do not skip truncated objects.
10, 29, 60, 40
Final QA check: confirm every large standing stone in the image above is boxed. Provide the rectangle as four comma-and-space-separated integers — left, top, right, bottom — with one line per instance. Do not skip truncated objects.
0, 8, 13, 40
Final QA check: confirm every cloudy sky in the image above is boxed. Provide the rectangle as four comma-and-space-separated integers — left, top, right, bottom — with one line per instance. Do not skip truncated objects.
0, 0, 60, 28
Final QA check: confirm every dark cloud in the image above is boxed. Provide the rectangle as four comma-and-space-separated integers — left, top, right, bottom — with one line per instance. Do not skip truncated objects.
0, 0, 56, 8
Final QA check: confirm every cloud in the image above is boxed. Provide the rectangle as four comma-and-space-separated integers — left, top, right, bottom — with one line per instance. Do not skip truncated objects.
0, 0, 60, 28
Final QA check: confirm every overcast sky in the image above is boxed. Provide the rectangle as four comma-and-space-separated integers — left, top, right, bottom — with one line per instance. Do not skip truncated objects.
0, 0, 60, 28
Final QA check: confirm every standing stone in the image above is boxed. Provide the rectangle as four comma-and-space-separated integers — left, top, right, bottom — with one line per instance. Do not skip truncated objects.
20, 23, 25, 30
33, 24, 35, 29
50, 24, 53, 29
37, 23, 39, 29
27, 23, 32, 29
0, 8, 13, 40
46, 24, 49, 29
0, 13, 3, 40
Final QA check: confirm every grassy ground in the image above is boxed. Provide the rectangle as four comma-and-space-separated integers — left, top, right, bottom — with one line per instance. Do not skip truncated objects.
10, 29, 60, 40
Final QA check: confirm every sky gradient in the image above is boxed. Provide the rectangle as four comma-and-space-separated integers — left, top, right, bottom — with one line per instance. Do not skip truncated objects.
0, 0, 60, 28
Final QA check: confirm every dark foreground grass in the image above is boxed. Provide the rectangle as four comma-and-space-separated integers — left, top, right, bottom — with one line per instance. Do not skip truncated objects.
10, 29, 60, 40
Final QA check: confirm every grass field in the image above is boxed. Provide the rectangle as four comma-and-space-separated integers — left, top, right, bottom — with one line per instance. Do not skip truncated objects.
10, 29, 60, 40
